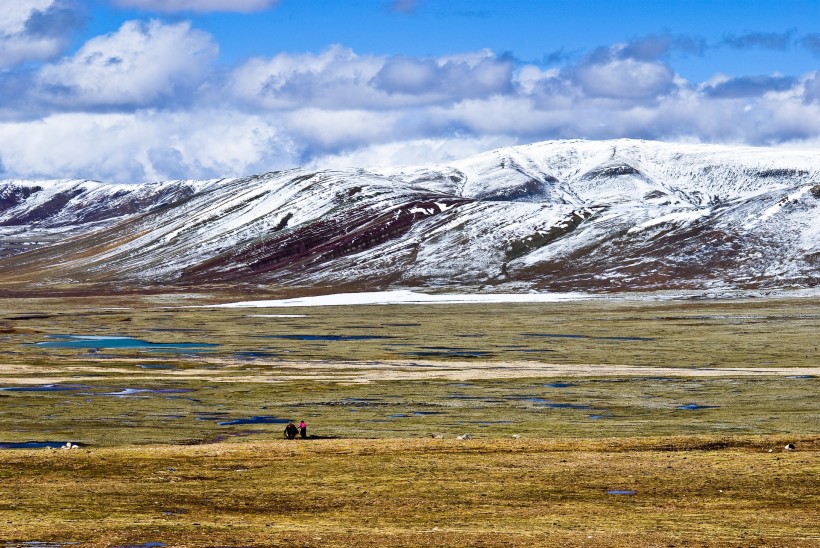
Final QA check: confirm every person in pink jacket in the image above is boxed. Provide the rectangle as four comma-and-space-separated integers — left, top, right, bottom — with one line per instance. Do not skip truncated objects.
299, 420, 307, 439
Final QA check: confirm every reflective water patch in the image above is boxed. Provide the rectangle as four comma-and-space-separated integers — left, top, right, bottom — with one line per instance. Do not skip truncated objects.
32, 335, 217, 353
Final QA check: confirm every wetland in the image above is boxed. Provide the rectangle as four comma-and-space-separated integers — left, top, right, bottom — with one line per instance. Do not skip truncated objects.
0, 291, 817, 546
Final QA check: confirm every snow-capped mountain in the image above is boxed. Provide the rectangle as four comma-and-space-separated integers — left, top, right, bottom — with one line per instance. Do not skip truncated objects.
1, 139, 818, 291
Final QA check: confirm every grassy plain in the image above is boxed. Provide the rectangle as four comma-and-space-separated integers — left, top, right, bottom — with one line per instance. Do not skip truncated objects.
0, 292, 818, 546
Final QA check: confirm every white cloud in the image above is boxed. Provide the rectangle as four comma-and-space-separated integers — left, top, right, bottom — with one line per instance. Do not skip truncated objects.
229, 46, 514, 109
284, 109, 403, 149
574, 58, 675, 100
111, 0, 279, 13
37, 20, 217, 107
0, 0, 80, 68
229, 45, 384, 109
309, 136, 517, 170
0, 110, 294, 182
4, 29, 820, 182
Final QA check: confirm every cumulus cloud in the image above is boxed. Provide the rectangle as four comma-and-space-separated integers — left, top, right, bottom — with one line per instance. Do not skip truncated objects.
372, 53, 513, 97
229, 45, 383, 110
4, 26, 820, 182
0, 110, 293, 181
229, 46, 514, 109
36, 20, 217, 107
802, 73, 820, 104
0, 0, 85, 68
573, 58, 675, 100
110, 0, 279, 13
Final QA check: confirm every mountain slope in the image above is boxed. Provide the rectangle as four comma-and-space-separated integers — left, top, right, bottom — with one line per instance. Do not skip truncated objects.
0, 139, 818, 292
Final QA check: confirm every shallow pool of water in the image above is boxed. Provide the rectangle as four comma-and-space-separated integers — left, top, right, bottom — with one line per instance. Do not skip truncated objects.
0, 384, 89, 392
32, 335, 218, 353
677, 403, 719, 410
217, 416, 291, 426
0, 441, 77, 449
96, 388, 194, 397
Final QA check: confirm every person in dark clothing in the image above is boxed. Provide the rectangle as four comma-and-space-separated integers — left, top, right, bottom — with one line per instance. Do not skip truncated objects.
284, 422, 298, 439
299, 420, 307, 439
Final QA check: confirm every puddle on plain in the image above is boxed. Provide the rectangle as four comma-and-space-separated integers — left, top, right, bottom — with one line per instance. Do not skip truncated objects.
677, 403, 719, 410
0, 384, 89, 392
261, 334, 393, 341
0, 441, 77, 449
607, 490, 637, 495
95, 388, 194, 397
785, 375, 816, 379
32, 335, 217, 353
137, 364, 176, 370
216, 416, 291, 426
544, 382, 575, 388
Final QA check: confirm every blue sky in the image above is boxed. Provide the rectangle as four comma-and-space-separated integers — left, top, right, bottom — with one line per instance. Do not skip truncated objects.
1, 0, 819, 182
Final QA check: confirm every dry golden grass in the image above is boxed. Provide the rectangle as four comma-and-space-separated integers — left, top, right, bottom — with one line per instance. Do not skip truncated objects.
0, 436, 818, 546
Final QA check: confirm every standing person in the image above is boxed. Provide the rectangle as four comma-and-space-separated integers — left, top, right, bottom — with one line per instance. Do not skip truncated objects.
299, 420, 307, 439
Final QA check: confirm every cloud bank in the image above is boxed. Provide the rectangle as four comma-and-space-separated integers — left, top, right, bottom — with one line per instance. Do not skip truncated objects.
2, 20, 820, 182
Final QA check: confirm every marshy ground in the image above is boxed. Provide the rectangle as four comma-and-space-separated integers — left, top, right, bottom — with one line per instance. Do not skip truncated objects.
0, 292, 817, 546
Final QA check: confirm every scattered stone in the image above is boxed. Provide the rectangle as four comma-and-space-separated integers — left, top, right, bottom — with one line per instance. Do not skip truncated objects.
431, 434, 444, 439
784, 443, 795, 451
456, 434, 472, 441
511, 434, 521, 439
61, 442, 78, 450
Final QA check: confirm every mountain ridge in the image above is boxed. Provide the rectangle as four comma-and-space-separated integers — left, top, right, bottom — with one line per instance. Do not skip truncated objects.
1, 139, 818, 293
